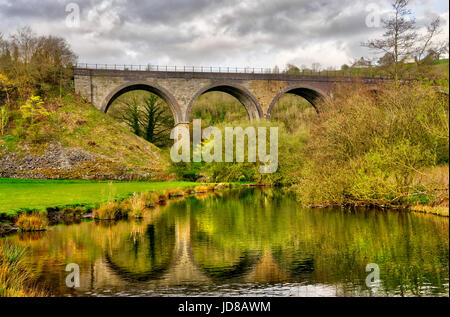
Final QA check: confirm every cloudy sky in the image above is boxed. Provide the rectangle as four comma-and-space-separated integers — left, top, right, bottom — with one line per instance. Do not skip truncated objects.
0, 0, 448, 69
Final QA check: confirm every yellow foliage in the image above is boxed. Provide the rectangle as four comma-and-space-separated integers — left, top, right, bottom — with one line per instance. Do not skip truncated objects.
20, 95, 49, 123
15, 212, 48, 232
0, 73, 13, 88
93, 202, 121, 220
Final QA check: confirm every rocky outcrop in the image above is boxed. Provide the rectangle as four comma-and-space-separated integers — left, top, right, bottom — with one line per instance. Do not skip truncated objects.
0, 142, 159, 180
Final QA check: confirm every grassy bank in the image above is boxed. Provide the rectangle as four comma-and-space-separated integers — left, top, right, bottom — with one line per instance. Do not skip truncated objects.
1, 93, 170, 180
0, 178, 198, 216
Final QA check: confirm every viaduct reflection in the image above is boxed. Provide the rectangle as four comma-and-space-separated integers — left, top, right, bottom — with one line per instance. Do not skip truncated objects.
103, 191, 315, 285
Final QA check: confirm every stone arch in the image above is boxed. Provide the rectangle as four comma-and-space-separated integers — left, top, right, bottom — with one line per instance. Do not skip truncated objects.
267, 85, 327, 119
101, 81, 183, 125
186, 83, 264, 122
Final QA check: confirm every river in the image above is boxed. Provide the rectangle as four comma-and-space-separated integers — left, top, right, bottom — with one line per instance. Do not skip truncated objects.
2, 188, 449, 297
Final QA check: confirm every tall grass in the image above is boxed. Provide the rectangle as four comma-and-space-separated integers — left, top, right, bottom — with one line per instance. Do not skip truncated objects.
15, 212, 48, 231
126, 193, 148, 218
0, 242, 47, 297
93, 201, 121, 220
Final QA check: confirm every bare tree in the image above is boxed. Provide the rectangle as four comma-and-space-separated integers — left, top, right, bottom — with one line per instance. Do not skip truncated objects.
312, 62, 321, 72
415, 17, 443, 64
362, 0, 417, 81
433, 40, 449, 60
0, 27, 77, 96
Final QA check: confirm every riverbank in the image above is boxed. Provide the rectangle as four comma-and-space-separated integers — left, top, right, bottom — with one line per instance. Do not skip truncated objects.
0, 178, 200, 217
0, 178, 242, 235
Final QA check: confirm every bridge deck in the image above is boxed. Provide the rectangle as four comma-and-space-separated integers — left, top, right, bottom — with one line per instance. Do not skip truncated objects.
74, 64, 392, 83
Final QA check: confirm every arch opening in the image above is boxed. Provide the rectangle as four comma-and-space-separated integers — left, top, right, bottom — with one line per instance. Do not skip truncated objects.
102, 83, 181, 124
103, 83, 180, 147
187, 84, 263, 123
267, 87, 325, 120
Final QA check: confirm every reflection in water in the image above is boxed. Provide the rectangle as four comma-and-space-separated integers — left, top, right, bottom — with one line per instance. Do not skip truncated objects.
1, 188, 448, 297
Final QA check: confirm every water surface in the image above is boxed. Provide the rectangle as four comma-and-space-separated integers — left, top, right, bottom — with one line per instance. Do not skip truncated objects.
3, 189, 449, 297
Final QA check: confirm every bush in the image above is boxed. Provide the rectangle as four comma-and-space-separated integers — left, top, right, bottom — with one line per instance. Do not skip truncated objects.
15, 212, 48, 232
152, 191, 168, 204
93, 202, 121, 220
293, 81, 449, 207
167, 188, 185, 198
194, 185, 209, 193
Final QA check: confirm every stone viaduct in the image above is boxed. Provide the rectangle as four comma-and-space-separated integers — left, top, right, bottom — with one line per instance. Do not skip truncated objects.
74, 65, 386, 126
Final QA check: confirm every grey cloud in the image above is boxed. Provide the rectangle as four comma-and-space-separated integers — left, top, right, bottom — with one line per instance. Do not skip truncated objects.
0, 0, 447, 68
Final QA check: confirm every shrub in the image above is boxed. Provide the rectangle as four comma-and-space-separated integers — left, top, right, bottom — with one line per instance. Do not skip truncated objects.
167, 188, 185, 198
294, 81, 449, 207
13, 95, 52, 143
152, 191, 168, 204
15, 212, 48, 232
194, 185, 209, 193
61, 206, 84, 218
184, 187, 196, 195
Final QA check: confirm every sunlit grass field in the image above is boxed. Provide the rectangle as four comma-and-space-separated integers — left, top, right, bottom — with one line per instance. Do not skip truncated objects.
0, 178, 197, 216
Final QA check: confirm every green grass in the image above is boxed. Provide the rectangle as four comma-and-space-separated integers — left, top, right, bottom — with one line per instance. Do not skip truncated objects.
0, 178, 197, 216
433, 59, 449, 65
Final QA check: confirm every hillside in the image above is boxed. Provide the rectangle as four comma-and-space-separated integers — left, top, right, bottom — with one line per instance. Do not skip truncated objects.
0, 93, 170, 180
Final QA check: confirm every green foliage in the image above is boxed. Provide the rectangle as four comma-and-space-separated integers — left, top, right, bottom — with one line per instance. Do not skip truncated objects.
141, 94, 174, 146
191, 92, 248, 125
120, 97, 141, 136
109, 91, 174, 147
170, 162, 204, 181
